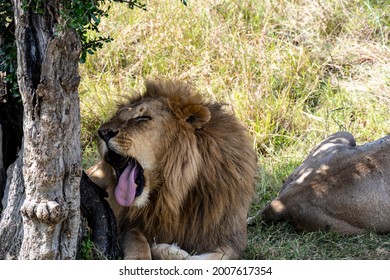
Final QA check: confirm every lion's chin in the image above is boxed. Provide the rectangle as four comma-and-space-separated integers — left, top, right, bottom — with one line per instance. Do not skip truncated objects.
131, 188, 150, 208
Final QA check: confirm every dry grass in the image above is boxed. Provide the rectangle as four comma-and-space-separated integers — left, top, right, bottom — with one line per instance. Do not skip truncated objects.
79, 0, 390, 259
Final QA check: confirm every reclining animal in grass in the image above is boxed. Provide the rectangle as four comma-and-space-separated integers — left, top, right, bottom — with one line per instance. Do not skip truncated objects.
261, 131, 390, 235
87, 80, 257, 259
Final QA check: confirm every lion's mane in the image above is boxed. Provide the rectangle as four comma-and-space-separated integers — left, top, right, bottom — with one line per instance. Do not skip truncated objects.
90, 80, 257, 258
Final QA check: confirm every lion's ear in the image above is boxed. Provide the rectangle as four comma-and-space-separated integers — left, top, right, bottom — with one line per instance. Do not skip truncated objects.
183, 104, 211, 129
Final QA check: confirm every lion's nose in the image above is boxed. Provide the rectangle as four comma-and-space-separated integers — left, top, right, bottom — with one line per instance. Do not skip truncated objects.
98, 128, 119, 143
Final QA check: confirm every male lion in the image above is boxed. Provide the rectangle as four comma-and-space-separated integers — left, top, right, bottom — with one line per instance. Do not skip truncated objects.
261, 131, 390, 235
87, 80, 257, 259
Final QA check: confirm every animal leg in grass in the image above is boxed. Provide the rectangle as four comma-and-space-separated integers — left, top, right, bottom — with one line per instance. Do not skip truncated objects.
151, 243, 234, 260
121, 230, 152, 260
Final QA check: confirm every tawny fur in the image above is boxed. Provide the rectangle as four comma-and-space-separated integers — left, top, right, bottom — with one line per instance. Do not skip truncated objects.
261, 131, 390, 235
87, 80, 257, 259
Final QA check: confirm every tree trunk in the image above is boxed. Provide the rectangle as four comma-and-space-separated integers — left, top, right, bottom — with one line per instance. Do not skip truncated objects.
0, 123, 3, 197
11, 0, 82, 259
79, 171, 123, 259
0, 148, 24, 259
0, 123, 4, 204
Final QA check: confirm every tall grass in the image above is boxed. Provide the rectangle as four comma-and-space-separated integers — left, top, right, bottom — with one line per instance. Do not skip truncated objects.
79, 0, 390, 259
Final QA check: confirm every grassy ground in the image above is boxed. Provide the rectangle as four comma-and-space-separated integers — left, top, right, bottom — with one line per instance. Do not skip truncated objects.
79, 0, 390, 259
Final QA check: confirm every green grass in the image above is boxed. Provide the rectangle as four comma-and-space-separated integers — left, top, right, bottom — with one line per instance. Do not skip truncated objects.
79, 0, 390, 259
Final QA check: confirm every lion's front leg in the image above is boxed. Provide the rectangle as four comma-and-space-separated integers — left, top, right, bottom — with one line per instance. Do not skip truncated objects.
151, 243, 190, 260
151, 243, 236, 260
121, 229, 152, 260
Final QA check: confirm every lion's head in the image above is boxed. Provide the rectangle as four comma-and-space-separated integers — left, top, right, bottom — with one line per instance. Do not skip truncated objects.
97, 80, 217, 208
89, 79, 257, 258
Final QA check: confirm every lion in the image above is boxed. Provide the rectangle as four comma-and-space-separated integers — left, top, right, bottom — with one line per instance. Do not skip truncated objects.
87, 80, 257, 259
261, 131, 390, 235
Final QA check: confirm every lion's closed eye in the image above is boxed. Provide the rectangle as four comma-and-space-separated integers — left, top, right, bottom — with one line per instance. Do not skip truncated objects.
133, 116, 152, 124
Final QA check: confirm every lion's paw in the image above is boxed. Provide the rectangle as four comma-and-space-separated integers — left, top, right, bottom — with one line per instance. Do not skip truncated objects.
151, 243, 190, 260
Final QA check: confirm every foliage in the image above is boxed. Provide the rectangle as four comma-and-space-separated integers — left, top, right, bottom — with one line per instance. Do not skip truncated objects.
77, 229, 108, 260
0, 0, 18, 100
77, 232, 95, 260
59, 0, 146, 62
0, 0, 145, 100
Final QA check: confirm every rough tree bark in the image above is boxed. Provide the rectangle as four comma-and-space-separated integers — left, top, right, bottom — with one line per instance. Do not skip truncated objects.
0, 123, 4, 201
1, 1, 123, 260
80, 171, 123, 259
0, 123, 3, 198
0, 148, 24, 259
11, 0, 82, 259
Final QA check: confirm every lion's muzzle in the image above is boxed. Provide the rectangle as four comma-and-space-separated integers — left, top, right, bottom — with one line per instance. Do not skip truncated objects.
98, 128, 119, 144
98, 128, 145, 207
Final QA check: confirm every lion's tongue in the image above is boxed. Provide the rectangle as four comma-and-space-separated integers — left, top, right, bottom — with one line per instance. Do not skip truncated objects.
115, 162, 139, 207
